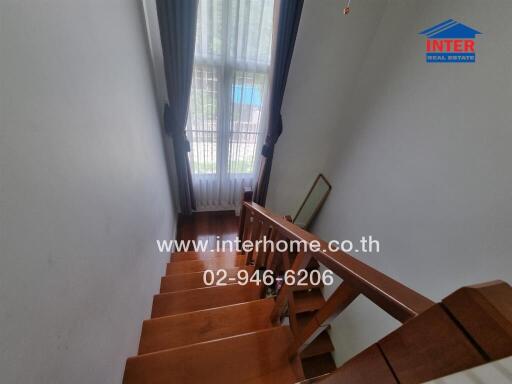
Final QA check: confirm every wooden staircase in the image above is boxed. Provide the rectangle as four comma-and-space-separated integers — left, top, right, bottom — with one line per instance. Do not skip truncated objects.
123, 250, 305, 384
123, 198, 512, 384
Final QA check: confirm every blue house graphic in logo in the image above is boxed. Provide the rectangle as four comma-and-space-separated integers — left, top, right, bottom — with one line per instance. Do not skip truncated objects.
419, 19, 482, 63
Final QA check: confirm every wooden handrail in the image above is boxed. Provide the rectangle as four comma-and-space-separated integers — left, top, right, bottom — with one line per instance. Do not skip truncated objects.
238, 200, 436, 367
242, 201, 434, 322
238, 199, 512, 382
318, 280, 512, 383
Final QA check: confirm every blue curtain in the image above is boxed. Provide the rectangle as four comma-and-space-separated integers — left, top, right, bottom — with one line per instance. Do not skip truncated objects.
253, 0, 304, 206
157, 0, 198, 214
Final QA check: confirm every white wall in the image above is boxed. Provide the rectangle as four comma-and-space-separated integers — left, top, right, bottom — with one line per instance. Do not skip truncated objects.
268, 0, 512, 366
266, 0, 387, 217
0, 1, 176, 382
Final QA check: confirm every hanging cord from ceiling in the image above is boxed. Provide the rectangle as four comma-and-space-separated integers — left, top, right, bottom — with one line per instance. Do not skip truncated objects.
343, 0, 351, 15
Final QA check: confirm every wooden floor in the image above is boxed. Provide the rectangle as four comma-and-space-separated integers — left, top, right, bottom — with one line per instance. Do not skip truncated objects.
177, 210, 239, 245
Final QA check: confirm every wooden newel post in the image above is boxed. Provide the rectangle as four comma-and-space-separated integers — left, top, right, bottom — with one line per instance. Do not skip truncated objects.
318, 280, 512, 384
238, 187, 253, 241
442, 280, 512, 360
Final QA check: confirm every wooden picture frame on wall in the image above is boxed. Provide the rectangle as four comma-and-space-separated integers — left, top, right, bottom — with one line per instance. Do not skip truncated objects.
293, 174, 332, 229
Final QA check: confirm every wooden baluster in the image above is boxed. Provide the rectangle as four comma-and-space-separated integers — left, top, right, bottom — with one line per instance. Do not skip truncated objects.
280, 241, 300, 333
282, 216, 295, 266
238, 204, 247, 242
264, 224, 276, 268
270, 251, 312, 324
241, 210, 252, 257
265, 229, 280, 272
254, 222, 272, 268
238, 188, 253, 241
246, 217, 262, 265
288, 289, 300, 335
281, 248, 291, 271
289, 282, 359, 358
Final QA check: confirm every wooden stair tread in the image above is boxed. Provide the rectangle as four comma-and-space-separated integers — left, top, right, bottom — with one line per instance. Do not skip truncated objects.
170, 250, 237, 262
301, 353, 337, 379
294, 289, 325, 314
160, 266, 255, 293
139, 298, 275, 354
165, 254, 246, 275
123, 326, 304, 384
151, 283, 263, 318
296, 312, 334, 359
301, 331, 335, 359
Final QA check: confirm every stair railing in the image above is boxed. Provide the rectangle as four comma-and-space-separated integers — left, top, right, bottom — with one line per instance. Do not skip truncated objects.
238, 197, 512, 383
239, 199, 433, 341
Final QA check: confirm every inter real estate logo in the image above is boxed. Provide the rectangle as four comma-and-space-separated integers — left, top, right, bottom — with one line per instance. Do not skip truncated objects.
419, 19, 482, 63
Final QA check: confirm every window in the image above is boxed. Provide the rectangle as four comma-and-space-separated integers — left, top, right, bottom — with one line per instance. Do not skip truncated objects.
186, 0, 274, 209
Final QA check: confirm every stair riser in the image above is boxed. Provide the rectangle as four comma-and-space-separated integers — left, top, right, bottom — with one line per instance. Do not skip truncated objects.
151, 284, 263, 318
160, 267, 254, 293
170, 251, 238, 262
123, 327, 303, 384
139, 299, 275, 354
165, 255, 246, 275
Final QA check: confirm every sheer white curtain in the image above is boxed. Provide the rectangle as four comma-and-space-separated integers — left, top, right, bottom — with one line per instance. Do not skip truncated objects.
186, 0, 275, 211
